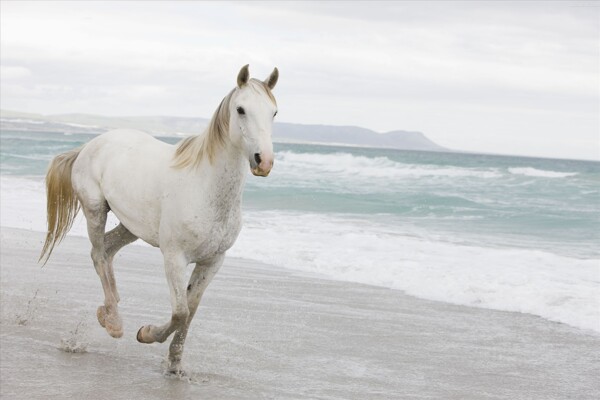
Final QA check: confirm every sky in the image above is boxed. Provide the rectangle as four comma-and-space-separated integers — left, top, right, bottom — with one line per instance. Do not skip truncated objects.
1, 1, 598, 160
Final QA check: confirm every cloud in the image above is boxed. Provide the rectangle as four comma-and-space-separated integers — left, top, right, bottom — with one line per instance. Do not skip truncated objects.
0, 65, 31, 80
1, 1, 598, 159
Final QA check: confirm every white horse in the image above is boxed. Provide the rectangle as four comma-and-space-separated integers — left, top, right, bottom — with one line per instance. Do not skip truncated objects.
39, 65, 279, 373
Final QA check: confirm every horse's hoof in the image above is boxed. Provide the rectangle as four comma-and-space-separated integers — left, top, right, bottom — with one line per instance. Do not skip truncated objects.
107, 325, 123, 338
100, 307, 123, 338
137, 326, 153, 344
96, 306, 106, 328
165, 366, 186, 377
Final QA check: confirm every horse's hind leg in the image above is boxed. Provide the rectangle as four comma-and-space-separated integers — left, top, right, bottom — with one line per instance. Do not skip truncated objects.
104, 223, 137, 302
82, 203, 123, 338
96, 223, 137, 326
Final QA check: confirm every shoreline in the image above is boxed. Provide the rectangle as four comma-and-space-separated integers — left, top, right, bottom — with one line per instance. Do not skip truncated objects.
1, 185, 599, 334
1, 227, 599, 399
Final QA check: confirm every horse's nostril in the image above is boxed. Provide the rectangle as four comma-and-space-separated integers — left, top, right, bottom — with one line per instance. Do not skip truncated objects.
254, 153, 261, 164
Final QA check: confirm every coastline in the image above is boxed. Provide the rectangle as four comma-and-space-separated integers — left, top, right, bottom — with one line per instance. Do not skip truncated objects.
1, 227, 598, 399
2, 173, 598, 334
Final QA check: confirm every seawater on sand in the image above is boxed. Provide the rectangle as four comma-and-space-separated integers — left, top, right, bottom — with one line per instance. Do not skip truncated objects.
1, 228, 599, 400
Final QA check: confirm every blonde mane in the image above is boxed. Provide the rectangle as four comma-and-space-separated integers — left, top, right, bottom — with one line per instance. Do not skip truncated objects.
172, 89, 233, 168
173, 79, 276, 169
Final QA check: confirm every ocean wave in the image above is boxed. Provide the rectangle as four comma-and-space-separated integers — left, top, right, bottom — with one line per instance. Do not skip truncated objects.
508, 167, 578, 178
0, 152, 54, 161
231, 211, 600, 333
0, 118, 46, 125
276, 151, 502, 180
63, 122, 100, 129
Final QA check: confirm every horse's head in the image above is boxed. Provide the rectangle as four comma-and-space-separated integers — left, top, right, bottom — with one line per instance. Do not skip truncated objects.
230, 64, 278, 177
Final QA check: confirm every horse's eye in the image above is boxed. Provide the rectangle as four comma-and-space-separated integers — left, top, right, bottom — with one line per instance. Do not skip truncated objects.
274, 111, 278, 118
236, 107, 245, 115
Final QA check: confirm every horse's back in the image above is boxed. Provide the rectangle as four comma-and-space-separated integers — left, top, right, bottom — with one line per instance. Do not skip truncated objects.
73, 129, 171, 186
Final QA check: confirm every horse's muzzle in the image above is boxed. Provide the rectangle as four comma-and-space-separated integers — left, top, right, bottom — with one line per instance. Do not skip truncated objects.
251, 152, 273, 177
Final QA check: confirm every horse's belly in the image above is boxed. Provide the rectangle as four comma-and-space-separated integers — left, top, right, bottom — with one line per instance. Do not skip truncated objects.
109, 206, 160, 247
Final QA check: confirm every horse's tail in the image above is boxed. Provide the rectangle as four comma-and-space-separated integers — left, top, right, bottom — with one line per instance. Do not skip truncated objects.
39, 147, 83, 265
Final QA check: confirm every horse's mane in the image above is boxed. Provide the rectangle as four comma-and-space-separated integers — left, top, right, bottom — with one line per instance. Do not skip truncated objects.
172, 89, 234, 169
173, 79, 276, 169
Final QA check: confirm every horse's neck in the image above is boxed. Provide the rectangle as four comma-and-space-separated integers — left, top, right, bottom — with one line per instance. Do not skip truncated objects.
205, 142, 247, 206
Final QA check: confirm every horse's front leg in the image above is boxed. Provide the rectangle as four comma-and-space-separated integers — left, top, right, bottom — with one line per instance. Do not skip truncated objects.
166, 254, 224, 373
137, 251, 189, 345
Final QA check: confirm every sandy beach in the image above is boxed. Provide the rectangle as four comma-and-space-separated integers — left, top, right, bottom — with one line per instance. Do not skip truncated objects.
1, 227, 598, 399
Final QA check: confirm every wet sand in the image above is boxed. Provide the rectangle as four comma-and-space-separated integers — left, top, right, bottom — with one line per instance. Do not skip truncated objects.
1, 227, 599, 399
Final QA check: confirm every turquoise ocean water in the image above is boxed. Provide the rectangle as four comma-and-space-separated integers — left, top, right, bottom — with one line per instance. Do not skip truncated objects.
1, 129, 599, 331
2, 129, 598, 257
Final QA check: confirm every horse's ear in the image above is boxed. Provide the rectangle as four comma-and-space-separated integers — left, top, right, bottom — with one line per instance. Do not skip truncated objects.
237, 64, 250, 88
265, 67, 279, 90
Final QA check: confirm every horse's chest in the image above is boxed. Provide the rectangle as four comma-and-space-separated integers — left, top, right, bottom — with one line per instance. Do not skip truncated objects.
184, 210, 242, 262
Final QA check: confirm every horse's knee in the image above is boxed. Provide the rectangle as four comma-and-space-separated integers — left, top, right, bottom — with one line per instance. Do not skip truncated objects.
90, 248, 108, 266
171, 310, 189, 327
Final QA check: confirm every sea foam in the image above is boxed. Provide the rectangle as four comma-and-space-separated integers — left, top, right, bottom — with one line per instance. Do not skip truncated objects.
508, 167, 578, 178
231, 210, 600, 333
278, 151, 503, 180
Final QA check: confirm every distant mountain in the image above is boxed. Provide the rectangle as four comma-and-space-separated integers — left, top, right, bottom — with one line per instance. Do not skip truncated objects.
0, 110, 209, 136
0, 109, 447, 152
273, 122, 446, 151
